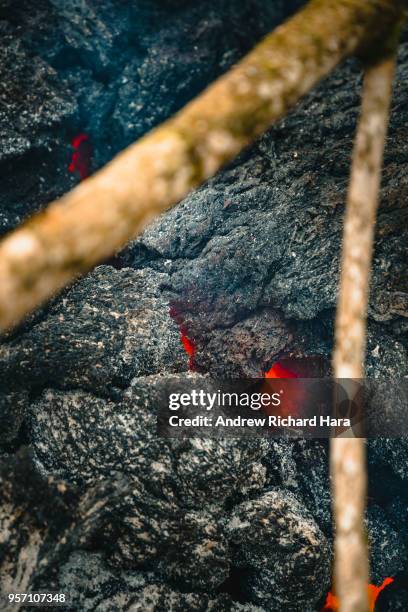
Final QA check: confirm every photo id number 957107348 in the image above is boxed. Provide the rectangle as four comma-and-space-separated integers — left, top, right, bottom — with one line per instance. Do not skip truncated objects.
1, 593, 68, 607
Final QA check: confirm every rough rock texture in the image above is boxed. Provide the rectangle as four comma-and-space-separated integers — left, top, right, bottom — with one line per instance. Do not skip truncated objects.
1, 329, 335, 610
0, 266, 186, 401
0, 390, 28, 451
0, 0, 302, 235
55, 549, 264, 612
376, 574, 408, 611
26, 374, 271, 592
126, 48, 408, 376
226, 490, 331, 611
0, 19, 76, 234
263, 439, 332, 535
0, 449, 129, 598
0, 0, 407, 610
369, 439, 408, 482
366, 505, 408, 584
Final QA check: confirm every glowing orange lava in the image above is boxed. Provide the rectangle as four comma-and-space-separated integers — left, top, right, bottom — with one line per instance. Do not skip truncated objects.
68, 133, 92, 180
262, 360, 303, 420
169, 306, 196, 370
264, 361, 298, 379
180, 330, 195, 361
322, 578, 394, 611
180, 329, 196, 369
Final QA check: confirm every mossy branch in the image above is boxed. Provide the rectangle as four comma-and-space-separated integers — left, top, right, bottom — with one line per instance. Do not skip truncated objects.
331, 53, 397, 612
0, 0, 406, 330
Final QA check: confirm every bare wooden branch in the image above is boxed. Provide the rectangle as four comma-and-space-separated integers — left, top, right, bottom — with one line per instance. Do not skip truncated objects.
0, 0, 405, 331
333, 57, 397, 380
331, 54, 397, 612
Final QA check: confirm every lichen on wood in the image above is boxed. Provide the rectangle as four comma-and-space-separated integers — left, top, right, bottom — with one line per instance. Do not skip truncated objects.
0, 0, 406, 330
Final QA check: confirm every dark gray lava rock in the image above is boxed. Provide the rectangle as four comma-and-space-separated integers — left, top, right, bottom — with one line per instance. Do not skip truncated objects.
0, 0, 302, 234
157, 507, 230, 591
27, 374, 268, 591
0, 266, 187, 397
366, 505, 408, 584
0, 20, 76, 166
45, 550, 243, 611
126, 47, 408, 376
55, 551, 152, 612
226, 489, 331, 610
0, 390, 28, 451
0, 450, 78, 596
368, 439, 408, 482
376, 575, 408, 612
125, 584, 232, 612
28, 386, 176, 487
383, 497, 408, 549
192, 309, 293, 377
0, 450, 151, 601
1, 1, 408, 610
263, 440, 332, 535
0, 19, 76, 234
111, 1, 298, 152
28, 374, 268, 502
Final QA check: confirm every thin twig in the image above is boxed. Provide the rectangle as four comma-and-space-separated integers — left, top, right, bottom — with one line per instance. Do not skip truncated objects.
331, 54, 397, 612
0, 0, 406, 330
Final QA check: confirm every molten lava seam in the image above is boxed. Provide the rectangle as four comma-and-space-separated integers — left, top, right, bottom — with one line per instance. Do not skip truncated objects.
264, 362, 298, 379
322, 577, 394, 611
180, 329, 196, 370
68, 133, 92, 180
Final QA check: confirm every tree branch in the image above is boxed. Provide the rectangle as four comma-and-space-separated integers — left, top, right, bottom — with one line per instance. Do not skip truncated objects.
0, 0, 405, 330
331, 53, 397, 612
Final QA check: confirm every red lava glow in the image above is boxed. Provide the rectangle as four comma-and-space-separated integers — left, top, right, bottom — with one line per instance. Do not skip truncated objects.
180, 330, 195, 357
262, 360, 303, 420
322, 591, 338, 611
180, 328, 196, 370
264, 361, 298, 379
169, 306, 196, 370
322, 578, 394, 611
68, 133, 92, 180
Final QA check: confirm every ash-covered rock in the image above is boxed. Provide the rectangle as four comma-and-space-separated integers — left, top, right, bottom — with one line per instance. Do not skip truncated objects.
54, 552, 152, 612
226, 489, 331, 611
0, 390, 28, 452
28, 374, 268, 500
126, 46, 408, 374
0, 266, 186, 399
263, 440, 332, 535
0, 19, 76, 234
376, 574, 408, 612
1, 0, 408, 610
366, 505, 408, 584
0, 0, 302, 236
54, 549, 233, 612
126, 585, 231, 612
27, 373, 268, 593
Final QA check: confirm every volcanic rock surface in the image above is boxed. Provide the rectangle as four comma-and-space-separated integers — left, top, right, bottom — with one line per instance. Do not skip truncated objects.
0, 1, 407, 611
